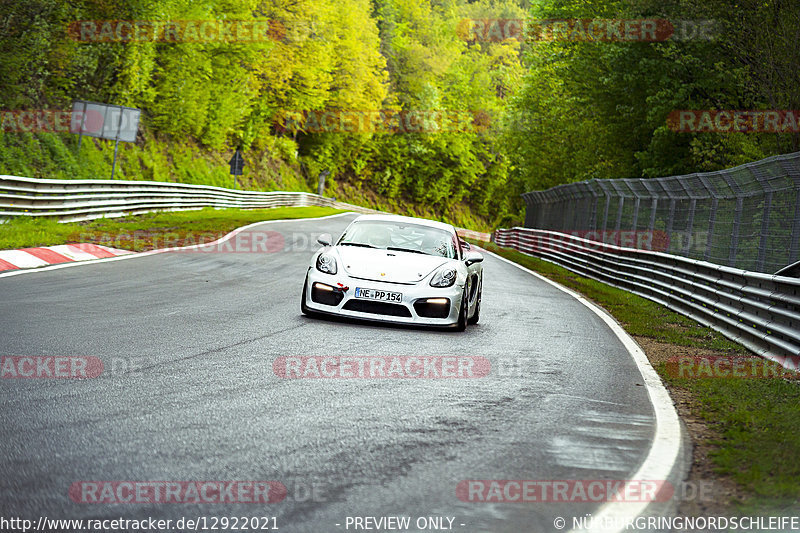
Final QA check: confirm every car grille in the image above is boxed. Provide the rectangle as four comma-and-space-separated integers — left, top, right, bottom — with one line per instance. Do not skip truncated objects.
342, 300, 412, 317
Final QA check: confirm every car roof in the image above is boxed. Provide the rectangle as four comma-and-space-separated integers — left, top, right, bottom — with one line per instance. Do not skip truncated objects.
351, 214, 456, 233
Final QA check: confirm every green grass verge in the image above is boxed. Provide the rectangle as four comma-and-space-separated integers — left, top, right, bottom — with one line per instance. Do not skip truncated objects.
663, 374, 800, 511
472, 239, 800, 512
0, 206, 344, 251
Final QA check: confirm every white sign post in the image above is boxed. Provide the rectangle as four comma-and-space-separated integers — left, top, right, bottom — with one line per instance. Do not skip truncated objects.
71, 100, 141, 179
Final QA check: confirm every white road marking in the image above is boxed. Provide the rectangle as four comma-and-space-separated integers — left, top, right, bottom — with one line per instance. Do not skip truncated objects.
486, 250, 684, 533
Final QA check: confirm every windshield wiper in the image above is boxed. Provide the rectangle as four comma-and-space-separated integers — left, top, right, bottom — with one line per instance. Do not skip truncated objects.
387, 247, 428, 255
340, 242, 376, 248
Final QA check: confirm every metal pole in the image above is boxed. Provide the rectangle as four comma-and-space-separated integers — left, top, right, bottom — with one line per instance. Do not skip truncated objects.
705, 197, 718, 262
588, 182, 599, 230
749, 165, 775, 273
723, 174, 744, 268
697, 175, 717, 263
682, 198, 696, 256
665, 199, 676, 252
729, 197, 743, 267
111, 140, 119, 180
110, 106, 124, 180
77, 102, 87, 151
756, 191, 772, 272
317, 170, 329, 197
641, 180, 660, 243
649, 199, 658, 233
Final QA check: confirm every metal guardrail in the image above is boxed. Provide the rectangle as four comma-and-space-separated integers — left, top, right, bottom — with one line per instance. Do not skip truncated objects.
0, 175, 381, 222
493, 227, 800, 366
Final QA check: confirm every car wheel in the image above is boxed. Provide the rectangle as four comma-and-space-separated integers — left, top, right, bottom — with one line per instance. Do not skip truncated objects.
468, 282, 481, 325
455, 287, 468, 332
301, 278, 311, 316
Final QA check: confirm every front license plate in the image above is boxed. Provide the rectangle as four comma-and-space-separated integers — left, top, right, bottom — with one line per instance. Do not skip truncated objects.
355, 287, 402, 303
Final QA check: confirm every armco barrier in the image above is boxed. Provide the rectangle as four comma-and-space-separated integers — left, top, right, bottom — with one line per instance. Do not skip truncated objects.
0, 174, 486, 249
0, 175, 381, 222
493, 228, 800, 366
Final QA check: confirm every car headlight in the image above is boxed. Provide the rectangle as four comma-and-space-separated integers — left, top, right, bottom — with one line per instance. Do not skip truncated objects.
430, 267, 457, 287
316, 253, 337, 275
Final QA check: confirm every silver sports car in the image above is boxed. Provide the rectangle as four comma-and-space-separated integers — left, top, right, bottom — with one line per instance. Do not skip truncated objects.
301, 214, 484, 330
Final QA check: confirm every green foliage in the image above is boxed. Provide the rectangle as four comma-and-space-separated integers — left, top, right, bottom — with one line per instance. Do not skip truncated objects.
6, 0, 796, 229
0, 0, 531, 229
505, 0, 800, 192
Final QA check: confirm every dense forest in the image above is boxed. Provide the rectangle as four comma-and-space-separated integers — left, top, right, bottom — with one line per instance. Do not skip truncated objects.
1, 0, 798, 228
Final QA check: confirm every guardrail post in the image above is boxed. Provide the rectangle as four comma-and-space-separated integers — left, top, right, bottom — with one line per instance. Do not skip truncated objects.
792, 188, 800, 264
641, 180, 659, 239
699, 175, 718, 262
649, 199, 657, 231
608, 181, 626, 233
674, 177, 696, 256
757, 191, 773, 271
586, 181, 600, 230
683, 199, 696, 256
572, 190, 582, 230
622, 180, 642, 232
729, 198, 743, 267
750, 166, 775, 272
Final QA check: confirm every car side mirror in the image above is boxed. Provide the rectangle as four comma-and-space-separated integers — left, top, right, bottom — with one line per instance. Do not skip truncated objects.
317, 233, 332, 247
464, 251, 483, 266
462, 241, 471, 251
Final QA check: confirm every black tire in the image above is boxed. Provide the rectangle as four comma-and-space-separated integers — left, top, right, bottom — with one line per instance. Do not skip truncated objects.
455, 287, 468, 332
468, 286, 481, 325
301, 278, 311, 315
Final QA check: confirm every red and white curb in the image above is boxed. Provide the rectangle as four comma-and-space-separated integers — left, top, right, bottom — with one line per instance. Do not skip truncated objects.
0, 213, 357, 278
0, 214, 486, 277
0, 244, 134, 272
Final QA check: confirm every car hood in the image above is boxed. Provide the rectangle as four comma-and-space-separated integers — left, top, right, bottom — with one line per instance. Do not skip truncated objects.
335, 246, 450, 284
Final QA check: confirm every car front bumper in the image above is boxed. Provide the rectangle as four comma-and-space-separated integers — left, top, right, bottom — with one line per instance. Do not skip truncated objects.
303, 269, 464, 327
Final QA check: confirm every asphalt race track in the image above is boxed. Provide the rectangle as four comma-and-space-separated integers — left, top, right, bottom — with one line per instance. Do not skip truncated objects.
1, 213, 665, 532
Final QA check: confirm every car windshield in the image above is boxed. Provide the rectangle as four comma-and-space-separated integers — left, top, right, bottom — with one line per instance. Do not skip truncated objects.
338, 220, 457, 259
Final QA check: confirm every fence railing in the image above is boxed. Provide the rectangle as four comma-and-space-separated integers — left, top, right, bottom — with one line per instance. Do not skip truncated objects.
493, 228, 800, 367
0, 175, 380, 222
522, 151, 800, 274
